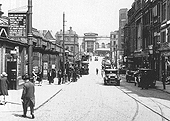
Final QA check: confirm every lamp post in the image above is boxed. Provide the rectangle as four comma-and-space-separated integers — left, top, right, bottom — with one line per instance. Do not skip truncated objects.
74, 34, 76, 68
28, 0, 33, 77
62, 12, 66, 83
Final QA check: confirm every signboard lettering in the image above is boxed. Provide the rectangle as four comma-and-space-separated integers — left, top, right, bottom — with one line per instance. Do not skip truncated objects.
8, 13, 27, 37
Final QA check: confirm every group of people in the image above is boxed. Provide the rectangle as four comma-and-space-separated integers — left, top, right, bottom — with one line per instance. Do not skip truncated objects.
57, 64, 82, 85
0, 72, 35, 118
0, 65, 82, 119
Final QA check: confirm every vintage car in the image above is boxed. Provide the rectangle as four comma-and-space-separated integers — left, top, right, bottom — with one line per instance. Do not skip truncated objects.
103, 69, 120, 86
94, 56, 98, 61
81, 61, 89, 75
138, 68, 156, 88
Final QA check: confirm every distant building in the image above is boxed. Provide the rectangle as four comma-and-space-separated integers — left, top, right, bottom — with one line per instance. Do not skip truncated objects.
81, 32, 110, 56
82, 33, 98, 54
110, 31, 119, 67
55, 27, 79, 61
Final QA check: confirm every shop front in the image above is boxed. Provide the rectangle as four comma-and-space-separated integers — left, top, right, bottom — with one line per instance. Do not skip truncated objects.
159, 42, 170, 83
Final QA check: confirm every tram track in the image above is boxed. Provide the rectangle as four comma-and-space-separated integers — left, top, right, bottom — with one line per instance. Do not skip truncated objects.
116, 86, 170, 121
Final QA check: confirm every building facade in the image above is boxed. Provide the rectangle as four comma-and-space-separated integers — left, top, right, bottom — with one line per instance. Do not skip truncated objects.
55, 27, 79, 63
118, 8, 128, 66
110, 31, 119, 67
124, 0, 170, 83
0, 5, 62, 89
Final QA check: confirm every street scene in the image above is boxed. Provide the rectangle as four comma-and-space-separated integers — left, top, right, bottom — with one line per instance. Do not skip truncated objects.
0, 57, 170, 121
1, 0, 170, 121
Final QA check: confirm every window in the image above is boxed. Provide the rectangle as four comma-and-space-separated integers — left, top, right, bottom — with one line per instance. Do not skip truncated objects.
168, 0, 170, 20
161, 31, 166, 43
153, 5, 157, 17
162, 2, 167, 21
87, 41, 94, 49
102, 43, 105, 48
113, 41, 116, 45
96, 43, 99, 49
168, 28, 170, 42
71, 46, 74, 52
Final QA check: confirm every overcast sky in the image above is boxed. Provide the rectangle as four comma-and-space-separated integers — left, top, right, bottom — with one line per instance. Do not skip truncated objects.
1, 0, 134, 36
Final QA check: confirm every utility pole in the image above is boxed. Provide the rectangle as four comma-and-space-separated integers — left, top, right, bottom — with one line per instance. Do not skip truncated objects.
110, 38, 113, 67
74, 34, 76, 68
115, 45, 118, 68
62, 12, 66, 83
28, 0, 33, 77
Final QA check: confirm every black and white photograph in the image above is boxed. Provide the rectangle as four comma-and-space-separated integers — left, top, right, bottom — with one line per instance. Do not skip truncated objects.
0, 0, 170, 120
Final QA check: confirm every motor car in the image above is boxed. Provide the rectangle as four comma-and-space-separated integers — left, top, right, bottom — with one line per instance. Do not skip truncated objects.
103, 69, 120, 86
81, 61, 89, 75
138, 68, 156, 88
94, 56, 98, 61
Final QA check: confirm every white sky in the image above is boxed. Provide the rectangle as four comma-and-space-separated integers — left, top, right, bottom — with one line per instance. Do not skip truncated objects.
0, 0, 134, 36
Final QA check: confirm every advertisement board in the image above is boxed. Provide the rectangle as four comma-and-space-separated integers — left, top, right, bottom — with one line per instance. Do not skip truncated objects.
8, 12, 27, 37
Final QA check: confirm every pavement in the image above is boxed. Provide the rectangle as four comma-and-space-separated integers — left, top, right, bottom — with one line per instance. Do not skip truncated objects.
0, 78, 71, 112
120, 74, 170, 94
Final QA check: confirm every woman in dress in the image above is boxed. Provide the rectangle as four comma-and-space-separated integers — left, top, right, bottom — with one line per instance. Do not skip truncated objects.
0, 72, 9, 105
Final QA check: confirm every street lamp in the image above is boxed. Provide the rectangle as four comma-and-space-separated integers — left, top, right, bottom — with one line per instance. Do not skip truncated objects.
28, 0, 33, 77
62, 12, 66, 83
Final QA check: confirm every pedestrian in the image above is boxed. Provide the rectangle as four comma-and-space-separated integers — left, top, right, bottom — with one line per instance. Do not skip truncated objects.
72, 68, 77, 82
32, 68, 37, 83
140, 71, 149, 89
37, 68, 43, 86
21, 74, 35, 119
51, 69, 56, 83
57, 69, 62, 85
48, 69, 53, 84
0, 72, 9, 105
96, 68, 98, 75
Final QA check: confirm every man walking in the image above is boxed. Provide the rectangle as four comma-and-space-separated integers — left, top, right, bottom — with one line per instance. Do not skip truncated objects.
21, 74, 35, 119
96, 68, 98, 75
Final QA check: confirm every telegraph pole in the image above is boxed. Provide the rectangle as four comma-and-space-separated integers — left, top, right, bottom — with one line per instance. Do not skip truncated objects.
28, 0, 33, 76
74, 34, 76, 68
62, 12, 66, 83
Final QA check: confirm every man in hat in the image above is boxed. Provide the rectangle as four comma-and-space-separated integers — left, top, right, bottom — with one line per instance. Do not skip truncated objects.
21, 74, 35, 119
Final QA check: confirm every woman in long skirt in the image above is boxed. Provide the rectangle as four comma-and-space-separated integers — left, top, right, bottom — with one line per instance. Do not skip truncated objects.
0, 72, 9, 105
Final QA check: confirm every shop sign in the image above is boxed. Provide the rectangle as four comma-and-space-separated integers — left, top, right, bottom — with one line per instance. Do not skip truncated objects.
0, 17, 9, 38
0, 26, 8, 38
8, 12, 27, 37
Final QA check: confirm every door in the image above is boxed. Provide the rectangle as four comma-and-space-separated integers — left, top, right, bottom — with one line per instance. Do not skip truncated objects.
7, 61, 17, 90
